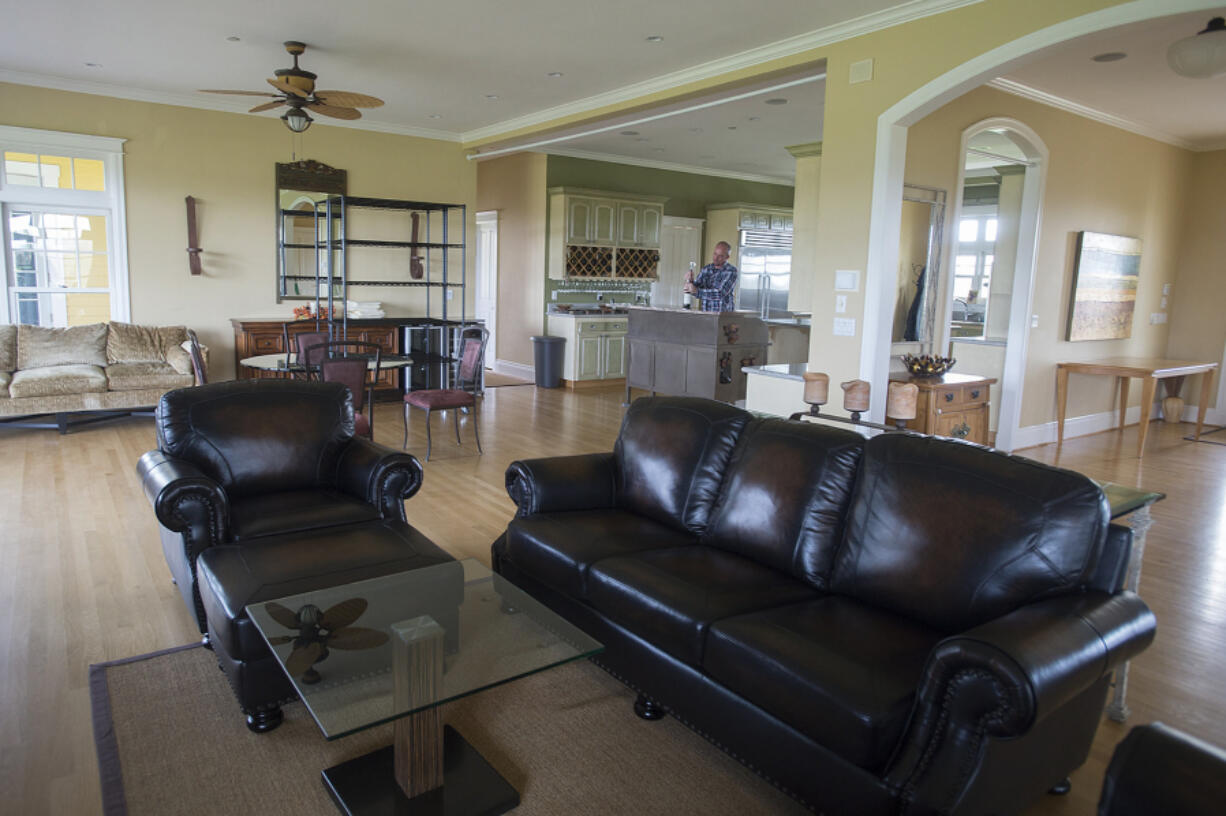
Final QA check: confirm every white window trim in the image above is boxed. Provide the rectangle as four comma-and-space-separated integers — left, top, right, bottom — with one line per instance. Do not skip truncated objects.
0, 125, 129, 324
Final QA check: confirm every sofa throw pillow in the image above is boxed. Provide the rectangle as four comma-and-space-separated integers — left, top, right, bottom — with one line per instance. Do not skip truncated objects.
17, 323, 108, 369
107, 321, 167, 364
0, 324, 16, 372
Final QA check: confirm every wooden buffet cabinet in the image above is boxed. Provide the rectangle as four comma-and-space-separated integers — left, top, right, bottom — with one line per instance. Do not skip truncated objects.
890, 372, 996, 445
231, 318, 400, 398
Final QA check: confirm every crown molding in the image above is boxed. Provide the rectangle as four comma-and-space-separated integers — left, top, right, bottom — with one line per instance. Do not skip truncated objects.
460, 0, 984, 145
986, 78, 1209, 152
0, 70, 462, 143
542, 148, 794, 187
786, 141, 823, 158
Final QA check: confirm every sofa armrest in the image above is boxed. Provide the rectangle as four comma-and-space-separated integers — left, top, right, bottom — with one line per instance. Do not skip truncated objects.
1098, 723, 1226, 816
505, 453, 617, 517
885, 591, 1156, 813
335, 435, 424, 521
137, 450, 230, 543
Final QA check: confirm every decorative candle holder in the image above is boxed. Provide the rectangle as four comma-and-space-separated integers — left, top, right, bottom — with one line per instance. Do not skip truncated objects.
886, 381, 919, 430
802, 372, 829, 416
841, 379, 870, 422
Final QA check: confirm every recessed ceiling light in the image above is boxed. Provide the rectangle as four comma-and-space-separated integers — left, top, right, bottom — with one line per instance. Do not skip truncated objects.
427, 114, 442, 119
620, 130, 639, 136
747, 116, 760, 121
636, 137, 649, 142
764, 98, 788, 105
84, 62, 103, 68
688, 127, 703, 133
485, 94, 500, 100
1091, 52, 1127, 62
225, 36, 241, 43
547, 71, 564, 77
727, 126, 737, 130
645, 35, 664, 43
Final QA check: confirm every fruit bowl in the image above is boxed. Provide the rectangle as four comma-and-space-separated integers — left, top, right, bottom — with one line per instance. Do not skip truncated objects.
901, 354, 956, 378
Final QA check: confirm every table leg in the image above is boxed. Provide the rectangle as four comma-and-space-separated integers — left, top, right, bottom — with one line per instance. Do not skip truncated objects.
1056, 367, 1069, 445
1136, 377, 1156, 457
1196, 367, 1216, 440
1106, 504, 1155, 723
1117, 377, 1130, 432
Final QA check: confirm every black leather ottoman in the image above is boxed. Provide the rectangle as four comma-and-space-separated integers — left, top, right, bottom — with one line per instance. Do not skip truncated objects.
196, 518, 459, 732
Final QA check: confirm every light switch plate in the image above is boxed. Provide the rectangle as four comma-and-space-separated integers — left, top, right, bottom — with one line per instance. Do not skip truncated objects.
1161, 296, 1168, 308
1149, 312, 1167, 325
835, 294, 847, 313
1031, 314, 1039, 328
552, 291, 558, 300
833, 317, 856, 337
446, 289, 454, 300
849, 59, 874, 84
1162, 283, 1171, 295
834, 269, 860, 292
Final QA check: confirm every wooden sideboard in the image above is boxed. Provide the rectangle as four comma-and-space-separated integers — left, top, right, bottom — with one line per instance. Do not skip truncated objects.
231, 318, 401, 399
890, 372, 996, 445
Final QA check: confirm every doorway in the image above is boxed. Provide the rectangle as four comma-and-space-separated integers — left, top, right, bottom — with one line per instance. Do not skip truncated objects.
475, 211, 498, 365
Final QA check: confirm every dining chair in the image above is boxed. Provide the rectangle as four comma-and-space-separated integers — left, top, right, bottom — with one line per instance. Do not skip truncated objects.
403, 326, 488, 461
282, 323, 330, 377
304, 340, 382, 439
185, 328, 208, 385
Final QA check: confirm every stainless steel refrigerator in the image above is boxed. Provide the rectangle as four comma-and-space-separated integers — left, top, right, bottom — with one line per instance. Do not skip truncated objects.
736, 229, 792, 318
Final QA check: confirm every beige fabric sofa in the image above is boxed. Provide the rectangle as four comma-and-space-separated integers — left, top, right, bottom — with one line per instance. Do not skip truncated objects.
0, 321, 206, 432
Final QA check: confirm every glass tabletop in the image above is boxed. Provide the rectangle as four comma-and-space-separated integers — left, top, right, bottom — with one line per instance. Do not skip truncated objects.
1095, 480, 1165, 517
239, 352, 414, 371
246, 559, 603, 740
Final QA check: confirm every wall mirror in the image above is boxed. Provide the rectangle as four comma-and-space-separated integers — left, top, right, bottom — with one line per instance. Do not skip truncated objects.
891, 183, 946, 349
276, 159, 347, 301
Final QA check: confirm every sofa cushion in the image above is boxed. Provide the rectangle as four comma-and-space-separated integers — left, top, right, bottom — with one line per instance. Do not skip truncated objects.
587, 547, 819, 667
705, 596, 942, 771
9, 364, 107, 399
229, 488, 382, 541
703, 418, 863, 590
17, 323, 107, 369
105, 322, 189, 365
0, 370, 10, 397
831, 433, 1110, 632
0, 324, 15, 371
105, 361, 194, 392
614, 397, 750, 535
504, 510, 697, 600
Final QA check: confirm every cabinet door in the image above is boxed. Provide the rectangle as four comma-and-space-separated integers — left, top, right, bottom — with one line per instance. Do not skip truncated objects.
638, 205, 663, 248
567, 198, 593, 244
754, 213, 770, 229
770, 215, 786, 231
602, 334, 626, 378
935, 410, 977, 442
577, 335, 603, 379
738, 210, 756, 228
618, 204, 640, 246
592, 200, 617, 245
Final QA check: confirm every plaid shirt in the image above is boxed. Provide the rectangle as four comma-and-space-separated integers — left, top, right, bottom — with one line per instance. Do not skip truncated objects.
693, 262, 738, 312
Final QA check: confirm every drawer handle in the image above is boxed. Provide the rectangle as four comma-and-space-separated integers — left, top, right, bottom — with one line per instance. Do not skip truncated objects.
952, 422, 971, 439
945, 393, 954, 403
970, 389, 980, 399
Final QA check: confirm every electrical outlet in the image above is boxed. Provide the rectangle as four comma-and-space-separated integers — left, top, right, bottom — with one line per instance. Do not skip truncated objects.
833, 317, 856, 337
835, 295, 847, 314
1162, 283, 1171, 295
1031, 314, 1039, 328
552, 291, 558, 301
1161, 296, 1168, 308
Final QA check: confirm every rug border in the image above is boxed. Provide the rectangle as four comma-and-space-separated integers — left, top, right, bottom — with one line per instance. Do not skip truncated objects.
89, 642, 203, 816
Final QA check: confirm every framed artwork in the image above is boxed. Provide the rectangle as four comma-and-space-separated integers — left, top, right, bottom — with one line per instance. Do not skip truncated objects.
1066, 231, 1143, 341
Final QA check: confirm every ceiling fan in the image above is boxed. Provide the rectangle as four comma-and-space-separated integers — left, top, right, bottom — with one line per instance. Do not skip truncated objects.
201, 41, 384, 133
263, 597, 388, 684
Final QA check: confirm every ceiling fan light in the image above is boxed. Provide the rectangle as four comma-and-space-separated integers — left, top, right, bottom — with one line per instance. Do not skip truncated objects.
1167, 17, 1226, 78
282, 108, 313, 133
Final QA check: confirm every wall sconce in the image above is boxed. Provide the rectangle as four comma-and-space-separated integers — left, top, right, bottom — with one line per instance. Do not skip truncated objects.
1167, 17, 1226, 78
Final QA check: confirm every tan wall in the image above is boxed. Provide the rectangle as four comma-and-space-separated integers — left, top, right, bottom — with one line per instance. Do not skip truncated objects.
0, 82, 476, 381
789, 154, 822, 314
1165, 149, 1226, 410
476, 153, 547, 367
903, 85, 1193, 428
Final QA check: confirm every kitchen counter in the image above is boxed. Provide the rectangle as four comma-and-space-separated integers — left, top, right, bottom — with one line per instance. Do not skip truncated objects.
742, 363, 807, 380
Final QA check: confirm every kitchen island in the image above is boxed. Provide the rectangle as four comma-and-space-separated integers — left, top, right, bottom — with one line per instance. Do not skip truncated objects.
625, 307, 768, 404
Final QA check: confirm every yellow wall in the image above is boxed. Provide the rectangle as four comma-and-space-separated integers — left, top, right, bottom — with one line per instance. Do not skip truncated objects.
789, 152, 822, 314
0, 82, 476, 380
904, 85, 1194, 427
476, 153, 547, 367
1165, 149, 1226, 410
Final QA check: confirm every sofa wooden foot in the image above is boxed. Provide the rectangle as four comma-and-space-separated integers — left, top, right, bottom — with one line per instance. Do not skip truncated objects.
634, 694, 665, 720
246, 706, 283, 733
1048, 778, 1072, 795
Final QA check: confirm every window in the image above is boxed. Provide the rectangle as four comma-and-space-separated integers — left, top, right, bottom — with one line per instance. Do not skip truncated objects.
951, 211, 996, 335
1, 127, 128, 327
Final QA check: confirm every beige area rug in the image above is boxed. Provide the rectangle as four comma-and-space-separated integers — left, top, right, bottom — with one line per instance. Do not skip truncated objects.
91, 645, 808, 816
484, 372, 534, 387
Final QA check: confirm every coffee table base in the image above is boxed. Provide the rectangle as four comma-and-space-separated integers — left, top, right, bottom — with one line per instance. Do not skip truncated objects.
322, 726, 520, 816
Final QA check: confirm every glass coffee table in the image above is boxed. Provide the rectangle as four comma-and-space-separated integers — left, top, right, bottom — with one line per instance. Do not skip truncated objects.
247, 559, 603, 815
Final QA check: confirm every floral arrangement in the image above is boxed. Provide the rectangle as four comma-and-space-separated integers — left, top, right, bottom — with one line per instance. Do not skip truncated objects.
292, 305, 329, 321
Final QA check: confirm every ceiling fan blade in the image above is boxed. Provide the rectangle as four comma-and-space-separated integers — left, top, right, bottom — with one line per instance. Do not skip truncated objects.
314, 91, 384, 109
329, 627, 389, 650
309, 102, 362, 120
199, 89, 281, 97
249, 100, 286, 113
321, 598, 367, 629
267, 77, 310, 98
285, 641, 325, 677
264, 602, 299, 629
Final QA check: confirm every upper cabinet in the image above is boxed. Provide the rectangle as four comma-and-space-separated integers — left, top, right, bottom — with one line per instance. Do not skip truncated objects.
548, 188, 668, 280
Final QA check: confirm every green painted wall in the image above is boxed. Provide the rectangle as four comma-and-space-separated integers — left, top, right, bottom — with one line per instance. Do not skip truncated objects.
545, 156, 794, 219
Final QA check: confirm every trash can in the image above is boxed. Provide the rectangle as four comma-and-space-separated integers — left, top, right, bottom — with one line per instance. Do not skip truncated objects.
531, 335, 565, 388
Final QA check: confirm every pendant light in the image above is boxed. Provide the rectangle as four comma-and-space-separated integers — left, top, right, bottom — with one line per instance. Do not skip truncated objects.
282, 107, 313, 133
1167, 17, 1226, 78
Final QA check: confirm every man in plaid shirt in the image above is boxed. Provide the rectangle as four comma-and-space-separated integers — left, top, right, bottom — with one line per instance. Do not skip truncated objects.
685, 241, 738, 312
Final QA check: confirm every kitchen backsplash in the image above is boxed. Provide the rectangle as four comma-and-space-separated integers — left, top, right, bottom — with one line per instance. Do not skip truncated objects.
546, 278, 652, 307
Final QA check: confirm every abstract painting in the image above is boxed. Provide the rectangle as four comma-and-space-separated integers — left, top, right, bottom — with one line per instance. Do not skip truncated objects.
1067, 231, 1142, 342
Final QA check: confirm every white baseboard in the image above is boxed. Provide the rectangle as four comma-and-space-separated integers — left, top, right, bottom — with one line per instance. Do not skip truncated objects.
1180, 403, 1226, 426
493, 359, 534, 380
1013, 403, 1159, 450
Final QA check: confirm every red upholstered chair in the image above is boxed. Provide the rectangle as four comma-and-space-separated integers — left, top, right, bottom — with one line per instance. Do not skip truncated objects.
403, 326, 488, 461
283, 324, 330, 377
307, 341, 381, 439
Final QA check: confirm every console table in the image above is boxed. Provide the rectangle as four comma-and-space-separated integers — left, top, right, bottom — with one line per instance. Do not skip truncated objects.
889, 372, 996, 446
1056, 358, 1218, 458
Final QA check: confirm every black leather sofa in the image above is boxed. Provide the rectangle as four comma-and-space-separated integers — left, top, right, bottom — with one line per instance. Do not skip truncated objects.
492, 396, 1157, 815
138, 380, 457, 731
1098, 723, 1226, 815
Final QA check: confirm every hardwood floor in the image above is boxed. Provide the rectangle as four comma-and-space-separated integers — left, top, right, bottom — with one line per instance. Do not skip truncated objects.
1, 385, 1222, 814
